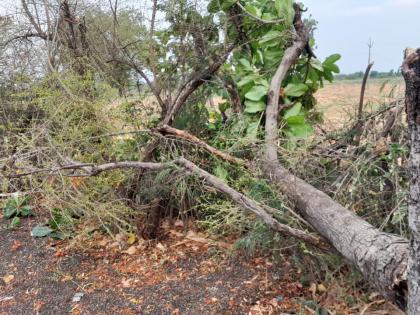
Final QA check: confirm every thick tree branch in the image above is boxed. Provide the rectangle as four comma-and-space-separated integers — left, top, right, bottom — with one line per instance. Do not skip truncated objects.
265, 3, 310, 162
155, 125, 250, 168
2, 158, 322, 246
162, 43, 237, 125
2, 32, 52, 47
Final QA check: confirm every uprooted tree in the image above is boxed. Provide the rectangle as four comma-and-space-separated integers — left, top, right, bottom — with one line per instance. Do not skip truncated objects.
0, 0, 417, 310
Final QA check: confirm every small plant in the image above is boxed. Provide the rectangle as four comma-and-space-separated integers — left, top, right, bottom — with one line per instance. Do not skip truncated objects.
3, 196, 33, 220
31, 208, 72, 239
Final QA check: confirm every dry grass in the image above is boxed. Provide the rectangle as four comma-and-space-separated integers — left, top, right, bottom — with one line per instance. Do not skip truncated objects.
315, 78, 405, 129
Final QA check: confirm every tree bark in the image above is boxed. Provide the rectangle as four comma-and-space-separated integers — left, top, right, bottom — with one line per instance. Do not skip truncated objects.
353, 61, 374, 145
260, 162, 409, 307
223, 76, 243, 114
155, 125, 250, 168
261, 4, 409, 308
265, 3, 309, 162
3, 158, 322, 246
403, 48, 420, 314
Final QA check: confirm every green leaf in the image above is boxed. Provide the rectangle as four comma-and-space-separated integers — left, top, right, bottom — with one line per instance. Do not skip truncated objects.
245, 100, 266, 113
3, 205, 17, 219
261, 13, 276, 21
245, 85, 268, 101
256, 78, 270, 88
275, 0, 294, 25
307, 68, 320, 83
286, 115, 305, 124
256, 49, 264, 65
259, 30, 282, 47
310, 59, 324, 72
214, 164, 228, 182
246, 121, 260, 139
207, 0, 221, 13
323, 63, 340, 74
244, 4, 262, 18
323, 70, 334, 82
19, 205, 33, 217
284, 83, 308, 97
283, 102, 302, 119
9, 217, 21, 229
238, 74, 261, 87
323, 54, 341, 66
221, 0, 236, 11
218, 101, 230, 113
287, 123, 313, 138
263, 49, 283, 66
238, 58, 253, 72
31, 226, 54, 238
49, 231, 67, 240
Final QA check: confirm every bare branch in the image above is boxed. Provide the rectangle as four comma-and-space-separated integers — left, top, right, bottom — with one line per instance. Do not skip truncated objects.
155, 125, 250, 168
163, 43, 237, 125
3, 157, 323, 246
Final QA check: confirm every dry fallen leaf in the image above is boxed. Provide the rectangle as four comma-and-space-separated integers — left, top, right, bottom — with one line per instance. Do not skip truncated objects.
11, 240, 22, 251
156, 243, 167, 252
127, 233, 137, 245
121, 278, 132, 288
309, 282, 317, 297
61, 274, 74, 282
3, 274, 14, 284
123, 246, 137, 255
317, 283, 327, 293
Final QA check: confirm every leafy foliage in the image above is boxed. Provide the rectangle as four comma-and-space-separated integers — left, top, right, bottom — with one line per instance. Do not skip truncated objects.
3, 196, 33, 219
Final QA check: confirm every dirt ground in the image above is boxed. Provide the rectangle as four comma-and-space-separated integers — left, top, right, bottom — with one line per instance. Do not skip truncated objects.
0, 214, 406, 315
0, 216, 313, 315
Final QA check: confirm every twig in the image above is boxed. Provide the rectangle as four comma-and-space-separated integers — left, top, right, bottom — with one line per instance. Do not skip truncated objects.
155, 125, 250, 168
353, 62, 374, 145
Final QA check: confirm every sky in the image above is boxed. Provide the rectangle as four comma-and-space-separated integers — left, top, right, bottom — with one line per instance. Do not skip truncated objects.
1, 0, 418, 74
302, 0, 420, 73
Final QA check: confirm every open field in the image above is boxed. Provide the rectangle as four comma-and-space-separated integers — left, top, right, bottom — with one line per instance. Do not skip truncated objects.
315, 78, 405, 129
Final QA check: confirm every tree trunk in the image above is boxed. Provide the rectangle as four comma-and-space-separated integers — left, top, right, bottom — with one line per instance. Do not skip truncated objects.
260, 161, 408, 307
261, 4, 409, 308
403, 48, 420, 314
223, 76, 243, 114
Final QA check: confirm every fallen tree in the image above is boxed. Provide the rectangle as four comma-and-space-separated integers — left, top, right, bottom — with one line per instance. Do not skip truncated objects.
2, 0, 413, 310
153, 118, 410, 307
259, 4, 409, 308
2, 157, 323, 246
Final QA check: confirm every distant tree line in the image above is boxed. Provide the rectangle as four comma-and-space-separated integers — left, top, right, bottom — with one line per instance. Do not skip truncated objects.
335, 69, 401, 80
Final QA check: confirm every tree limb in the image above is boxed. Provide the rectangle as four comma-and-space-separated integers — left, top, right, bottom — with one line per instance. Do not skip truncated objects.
2, 158, 323, 247
162, 43, 237, 125
265, 3, 310, 162
155, 125, 250, 168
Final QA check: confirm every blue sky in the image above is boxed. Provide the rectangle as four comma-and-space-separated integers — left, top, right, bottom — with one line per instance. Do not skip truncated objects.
302, 0, 420, 73
1, 0, 418, 74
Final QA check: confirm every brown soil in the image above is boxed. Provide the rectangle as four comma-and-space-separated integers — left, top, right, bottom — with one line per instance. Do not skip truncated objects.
0, 213, 404, 315
0, 217, 314, 315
